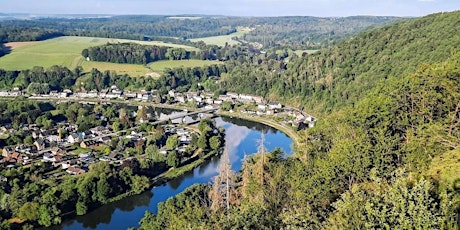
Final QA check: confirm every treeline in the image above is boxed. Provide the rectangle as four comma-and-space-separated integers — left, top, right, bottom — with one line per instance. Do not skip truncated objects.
0, 15, 398, 49
210, 11, 460, 113
138, 50, 460, 230
82, 41, 255, 66
0, 27, 64, 43
0, 66, 78, 92
82, 43, 169, 64
0, 63, 226, 94
241, 16, 400, 49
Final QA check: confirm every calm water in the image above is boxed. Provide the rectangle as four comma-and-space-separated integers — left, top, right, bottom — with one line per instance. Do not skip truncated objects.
56, 116, 293, 230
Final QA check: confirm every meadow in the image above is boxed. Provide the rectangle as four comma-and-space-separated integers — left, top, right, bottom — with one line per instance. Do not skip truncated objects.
189, 27, 251, 47
0, 36, 200, 76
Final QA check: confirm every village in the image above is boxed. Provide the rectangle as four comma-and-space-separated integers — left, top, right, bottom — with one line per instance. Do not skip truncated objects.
0, 86, 315, 180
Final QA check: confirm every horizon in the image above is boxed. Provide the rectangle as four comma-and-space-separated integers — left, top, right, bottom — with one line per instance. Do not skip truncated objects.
1, 0, 459, 17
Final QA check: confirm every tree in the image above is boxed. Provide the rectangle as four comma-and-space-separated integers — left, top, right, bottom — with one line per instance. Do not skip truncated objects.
38, 205, 52, 227
18, 202, 39, 221
197, 135, 208, 150
167, 151, 179, 168
209, 136, 222, 151
76, 200, 88, 216
166, 135, 179, 150
24, 136, 34, 145
96, 176, 110, 203
209, 147, 235, 213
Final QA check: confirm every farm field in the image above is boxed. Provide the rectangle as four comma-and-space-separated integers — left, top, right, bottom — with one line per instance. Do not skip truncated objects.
148, 59, 221, 72
0, 36, 198, 76
189, 27, 251, 47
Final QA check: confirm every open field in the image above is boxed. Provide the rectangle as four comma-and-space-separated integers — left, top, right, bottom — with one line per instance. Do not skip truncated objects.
0, 36, 198, 76
148, 59, 221, 72
189, 27, 251, 47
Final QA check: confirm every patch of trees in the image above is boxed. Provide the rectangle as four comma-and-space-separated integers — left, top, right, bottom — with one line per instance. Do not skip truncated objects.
0, 161, 150, 228
0, 66, 78, 91
0, 27, 64, 43
82, 43, 169, 64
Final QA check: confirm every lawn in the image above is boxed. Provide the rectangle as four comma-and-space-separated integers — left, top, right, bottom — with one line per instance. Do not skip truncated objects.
147, 59, 222, 72
0, 36, 198, 76
189, 27, 251, 47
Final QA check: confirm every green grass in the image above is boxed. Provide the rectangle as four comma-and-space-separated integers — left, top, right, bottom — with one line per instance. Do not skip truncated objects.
189, 27, 251, 47
0, 36, 198, 76
147, 59, 221, 72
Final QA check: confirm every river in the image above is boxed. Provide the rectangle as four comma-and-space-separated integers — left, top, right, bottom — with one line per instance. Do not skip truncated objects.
55, 115, 293, 230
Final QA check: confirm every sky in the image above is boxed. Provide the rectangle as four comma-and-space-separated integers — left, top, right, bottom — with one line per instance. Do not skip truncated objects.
1, 0, 459, 17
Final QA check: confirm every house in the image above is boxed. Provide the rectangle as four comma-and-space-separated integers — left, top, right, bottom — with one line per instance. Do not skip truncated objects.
168, 90, 176, 97
46, 135, 61, 143
257, 104, 267, 111
123, 91, 138, 99
66, 166, 86, 175
268, 102, 283, 110
42, 152, 54, 162
98, 136, 112, 143
33, 139, 47, 151
253, 96, 264, 104
192, 95, 202, 103
175, 94, 186, 103
227, 92, 239, 99
80, 140, 99, 149
51, 147, 67, 156
67, 133, 81, 144
2, 147, 13, 158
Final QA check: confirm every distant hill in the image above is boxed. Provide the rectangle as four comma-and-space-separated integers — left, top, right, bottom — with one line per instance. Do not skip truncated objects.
217, 11, 460, 113
0, 15, 398, 49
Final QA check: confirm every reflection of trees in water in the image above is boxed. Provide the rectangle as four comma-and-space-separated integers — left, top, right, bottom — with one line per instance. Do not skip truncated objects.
71, 191, 153, 229
221, 116, 277, 133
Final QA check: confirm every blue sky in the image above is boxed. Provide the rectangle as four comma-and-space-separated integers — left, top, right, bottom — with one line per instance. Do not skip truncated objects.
1, 0, 459, 17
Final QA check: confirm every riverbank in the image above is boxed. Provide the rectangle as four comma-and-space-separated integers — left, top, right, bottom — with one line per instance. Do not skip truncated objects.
217, 111, 305, 155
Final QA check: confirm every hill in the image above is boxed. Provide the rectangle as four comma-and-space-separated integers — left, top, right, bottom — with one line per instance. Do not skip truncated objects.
215, 11, 460, 113
138, 11, 460, 229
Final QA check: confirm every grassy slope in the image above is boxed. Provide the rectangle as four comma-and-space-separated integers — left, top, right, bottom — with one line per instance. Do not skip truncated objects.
189, 28, 251, 46
0, 36, 199, 76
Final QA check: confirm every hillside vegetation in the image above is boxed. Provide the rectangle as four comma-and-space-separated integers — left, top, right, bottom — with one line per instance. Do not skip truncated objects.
0, 15, 398, 49
215, 11, 460, 113
138, 11, 460, 230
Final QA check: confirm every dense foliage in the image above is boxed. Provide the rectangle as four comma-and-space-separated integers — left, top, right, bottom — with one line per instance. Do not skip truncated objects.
0, 160, 150, 228
211, 11, 460, 113
82, 43, 169, 64
0, 62, 226, 94
139, 51, 460, 230
0, 15, 397, 49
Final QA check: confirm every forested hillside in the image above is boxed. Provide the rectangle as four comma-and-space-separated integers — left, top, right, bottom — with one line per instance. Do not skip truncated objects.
139, 41, 460, 230
215, 11, 460, 113
138, 11, 460, 230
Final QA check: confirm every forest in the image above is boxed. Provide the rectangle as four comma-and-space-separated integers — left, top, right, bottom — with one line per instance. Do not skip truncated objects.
211, 11, 460, 113
137, 12, 460, 229
0, 15, 398, 49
